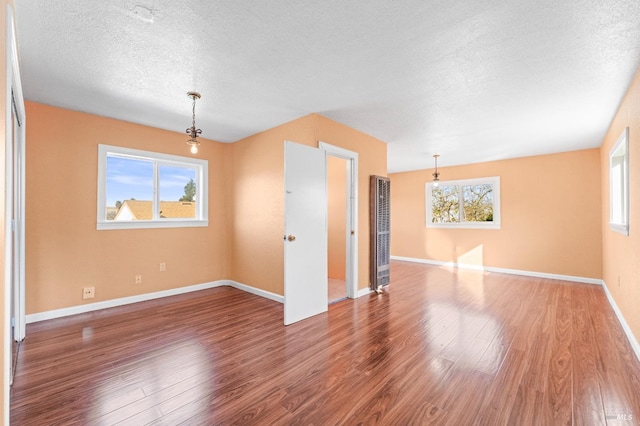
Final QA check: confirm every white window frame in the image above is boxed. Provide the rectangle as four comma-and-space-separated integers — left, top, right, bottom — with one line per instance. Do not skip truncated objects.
609, 128, 629, 235
97, 145, 208, 230
426, 176, 501, 229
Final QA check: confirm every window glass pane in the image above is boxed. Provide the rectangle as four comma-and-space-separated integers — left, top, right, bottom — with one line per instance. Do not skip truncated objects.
462, 184, 494, 222
432, 185, 459, 223
611, 160, 623, 222
98, 144, 208, 230
106, 156, 153, 221
426, 177, 500, 229
158, 165, 197, 219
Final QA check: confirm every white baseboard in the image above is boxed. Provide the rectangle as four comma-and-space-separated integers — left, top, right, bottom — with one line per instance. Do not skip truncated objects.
390, 255, 602, 285
357, 287, 373, 298
226, 280, 284, 304
601, 281, 640, 363
26, 280, 283, 324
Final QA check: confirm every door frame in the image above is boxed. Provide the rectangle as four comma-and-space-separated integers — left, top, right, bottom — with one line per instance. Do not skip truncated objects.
319, 142, 358, 299
5, 2, 26, 415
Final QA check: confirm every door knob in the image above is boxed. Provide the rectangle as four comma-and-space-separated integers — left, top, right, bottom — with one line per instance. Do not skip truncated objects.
287, 235, 296, 242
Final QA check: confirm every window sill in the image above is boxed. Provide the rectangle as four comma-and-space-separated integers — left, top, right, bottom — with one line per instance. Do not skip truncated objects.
609, 222, 629, 236
97, 220, 208, 230
427, 222, 501, 230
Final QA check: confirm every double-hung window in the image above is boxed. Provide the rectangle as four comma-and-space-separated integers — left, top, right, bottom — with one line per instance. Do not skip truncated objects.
609, 128, 629, 235
426, 176, 500, 229
97, 145, 208, 230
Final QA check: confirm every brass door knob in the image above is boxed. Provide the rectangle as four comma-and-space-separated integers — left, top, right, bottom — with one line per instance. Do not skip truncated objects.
287, 235, 296, 242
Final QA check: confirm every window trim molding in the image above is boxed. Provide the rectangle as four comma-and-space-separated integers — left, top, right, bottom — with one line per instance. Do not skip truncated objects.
609, 127, 629, 236
426, 176, 501, 229
97, 144, 209, 230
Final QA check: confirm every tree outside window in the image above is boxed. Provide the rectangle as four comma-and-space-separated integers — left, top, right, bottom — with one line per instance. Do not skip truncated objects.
427, 177, 500, 229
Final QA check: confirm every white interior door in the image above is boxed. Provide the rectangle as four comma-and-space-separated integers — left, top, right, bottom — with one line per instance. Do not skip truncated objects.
284, 141, 327, 325
5, 5, 26, 419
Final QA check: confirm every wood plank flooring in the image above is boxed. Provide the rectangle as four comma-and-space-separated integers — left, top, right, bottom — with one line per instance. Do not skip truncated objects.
10, 261, 640, 425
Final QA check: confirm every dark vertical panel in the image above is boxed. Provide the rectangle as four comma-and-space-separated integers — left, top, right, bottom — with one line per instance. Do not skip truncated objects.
370, 175, 390, 291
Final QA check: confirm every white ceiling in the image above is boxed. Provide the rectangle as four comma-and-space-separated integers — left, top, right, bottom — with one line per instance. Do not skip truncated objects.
13, 0, 640, 172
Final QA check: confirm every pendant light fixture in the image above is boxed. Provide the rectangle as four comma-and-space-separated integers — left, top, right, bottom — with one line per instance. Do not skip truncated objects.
432, 154, 440, 187
186, 91, 202, 154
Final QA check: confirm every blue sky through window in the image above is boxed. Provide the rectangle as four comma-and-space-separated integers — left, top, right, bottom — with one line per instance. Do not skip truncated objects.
160, 165, 196, 202
106, 156, 196, 207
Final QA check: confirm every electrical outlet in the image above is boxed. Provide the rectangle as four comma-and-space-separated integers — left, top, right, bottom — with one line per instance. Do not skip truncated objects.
82, 287, 95, 299
160, 262, 166, 272
135, 274, 142, 284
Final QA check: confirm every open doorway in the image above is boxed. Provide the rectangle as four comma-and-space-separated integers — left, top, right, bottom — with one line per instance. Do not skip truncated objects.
327, 156, 348, 303
320, 142, 358, 302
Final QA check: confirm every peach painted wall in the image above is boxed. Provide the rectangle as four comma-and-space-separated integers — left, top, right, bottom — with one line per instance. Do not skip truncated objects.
600, 68, 640, 344
390, 149, 602, 279
229, 113, 387, 294
328, 155, 347, 280
25, 102, 231, 314
228, 115, 314, 294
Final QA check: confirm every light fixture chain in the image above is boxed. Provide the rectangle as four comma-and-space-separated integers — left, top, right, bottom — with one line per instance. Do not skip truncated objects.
192, 96, 197, 129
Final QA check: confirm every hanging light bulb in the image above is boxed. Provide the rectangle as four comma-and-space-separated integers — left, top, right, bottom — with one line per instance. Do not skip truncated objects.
432, 154, 440, 187
185, 91, 202, 154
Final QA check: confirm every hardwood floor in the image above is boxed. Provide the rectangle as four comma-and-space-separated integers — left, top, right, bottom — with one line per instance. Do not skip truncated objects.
10, 261, 640, 425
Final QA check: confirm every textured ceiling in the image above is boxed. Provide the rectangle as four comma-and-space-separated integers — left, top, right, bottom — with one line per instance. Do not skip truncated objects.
13, 0, 640, 172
